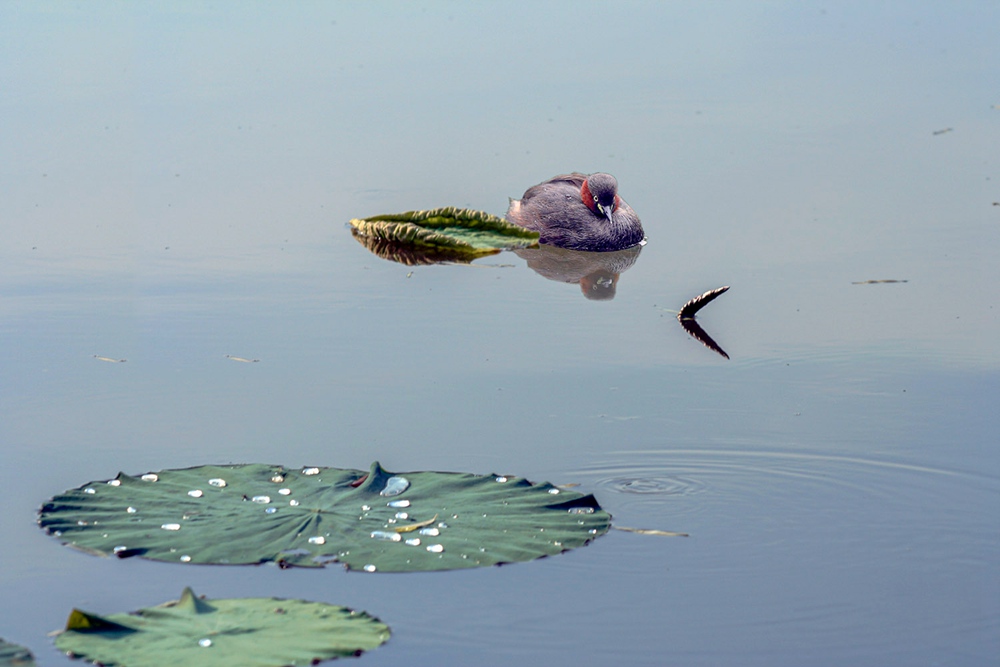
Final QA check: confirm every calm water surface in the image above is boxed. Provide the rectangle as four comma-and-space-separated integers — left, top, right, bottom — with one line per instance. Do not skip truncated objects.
2, 3, 998, 666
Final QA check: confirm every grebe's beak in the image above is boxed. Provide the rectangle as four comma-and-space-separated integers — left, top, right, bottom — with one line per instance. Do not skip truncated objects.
597, 202, 614, 222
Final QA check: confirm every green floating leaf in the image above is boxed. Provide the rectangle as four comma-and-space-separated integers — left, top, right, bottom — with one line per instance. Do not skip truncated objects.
0, 638, 35, 667
350, 207, 539, 258
39, 462, 610, 572
54, 587, 390, 667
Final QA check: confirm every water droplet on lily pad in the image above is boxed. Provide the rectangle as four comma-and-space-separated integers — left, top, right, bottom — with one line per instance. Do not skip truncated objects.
198, 638, 212, 648
141, 474, 158, 482
418, 527, 440, 537
251, 495, 271, 504
302, 467, 320, 476
387, 499, 410, 508
107, 479, 121, 487
278, 488, 291, 496
370, 530, 402, 542
208, 478, 226, 487
379, 476, 409, 497
308, 536, 325, 545
363, 564, 377, 572
161, 523, 181, 531
495, 476, 508, 483
187, 490, 203, 498
426, 544, 444, 553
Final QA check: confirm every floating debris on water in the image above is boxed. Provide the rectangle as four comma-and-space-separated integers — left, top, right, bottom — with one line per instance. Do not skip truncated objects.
612, 525, 690, 537
225, 355, 259, 363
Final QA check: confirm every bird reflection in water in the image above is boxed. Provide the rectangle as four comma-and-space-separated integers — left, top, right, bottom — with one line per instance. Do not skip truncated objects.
350, 227, 642, 301
512, 243, 642, 301
350, 227, 731, 357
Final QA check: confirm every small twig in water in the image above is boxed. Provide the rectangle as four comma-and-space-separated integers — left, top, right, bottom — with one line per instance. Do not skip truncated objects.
612, 525, 689, 538
225, 355, 260, 363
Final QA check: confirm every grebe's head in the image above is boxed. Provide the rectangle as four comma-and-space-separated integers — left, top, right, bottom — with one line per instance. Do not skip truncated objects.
581, 173, 620, 221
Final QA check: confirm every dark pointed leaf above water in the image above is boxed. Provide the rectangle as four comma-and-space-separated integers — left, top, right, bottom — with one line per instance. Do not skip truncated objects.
677, 285, 730, 320
677, 286, 731, 359
53, 587, 389, 667
39, 462, 610, 572
350, 207, 539, 260
0, 638, 35, 667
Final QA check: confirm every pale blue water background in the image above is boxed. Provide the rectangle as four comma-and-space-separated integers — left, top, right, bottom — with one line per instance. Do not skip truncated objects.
2, 3, 999, 665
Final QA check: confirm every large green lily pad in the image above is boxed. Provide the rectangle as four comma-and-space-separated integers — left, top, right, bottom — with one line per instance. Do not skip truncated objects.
54, 587, 389, 667
0, 639, 35, 666
349, 207, 539, 258
39, 462, 610, 572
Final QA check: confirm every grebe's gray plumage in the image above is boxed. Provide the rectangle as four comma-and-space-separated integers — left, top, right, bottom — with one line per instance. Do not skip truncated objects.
506, 172, 644, 252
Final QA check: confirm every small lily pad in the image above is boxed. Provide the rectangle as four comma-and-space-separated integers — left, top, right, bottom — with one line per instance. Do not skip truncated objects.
54, 587, 389, 667
39, 462, 610, 572
349, 207, 539, 258
0, 638, 35, 666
